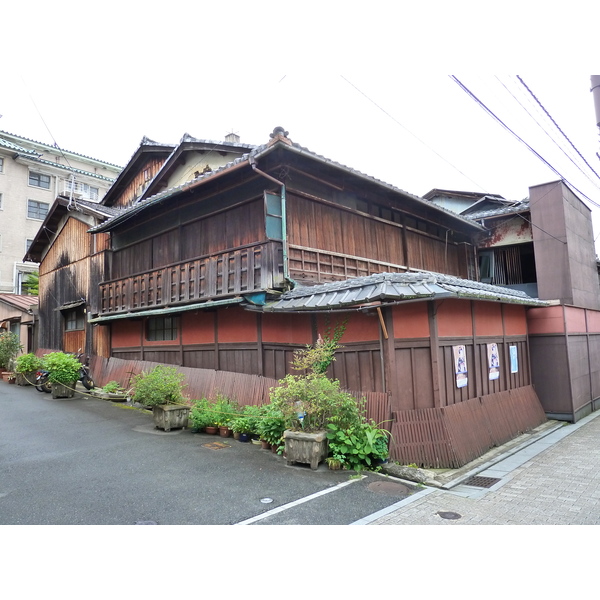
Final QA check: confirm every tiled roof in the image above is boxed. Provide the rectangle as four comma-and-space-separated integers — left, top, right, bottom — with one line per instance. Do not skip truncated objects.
29, 157, 117, 182
91, 132, 483, 233
264, 271, 546, 312
0, 136, 39, 155
0, 294, 38, 312
465, 201, 530, 221
0, 130, 122, 168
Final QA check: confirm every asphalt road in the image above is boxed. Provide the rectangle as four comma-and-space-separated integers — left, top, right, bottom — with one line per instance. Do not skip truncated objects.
0, 381, 415, 525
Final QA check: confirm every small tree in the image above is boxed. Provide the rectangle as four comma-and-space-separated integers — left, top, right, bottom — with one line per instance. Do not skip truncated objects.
0, 331, 23, 370
22, 272, 39, 296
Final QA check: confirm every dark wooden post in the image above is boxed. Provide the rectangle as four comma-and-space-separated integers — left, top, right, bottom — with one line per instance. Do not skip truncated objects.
428, 301, 444, 408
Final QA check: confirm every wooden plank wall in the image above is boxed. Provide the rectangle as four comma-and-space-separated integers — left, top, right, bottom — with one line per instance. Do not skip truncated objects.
88, 355, 391, 419
390, 385, 547, 468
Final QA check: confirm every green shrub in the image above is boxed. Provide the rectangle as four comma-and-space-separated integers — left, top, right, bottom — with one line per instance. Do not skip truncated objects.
257, 404, 286, 447
269, 373, 362, 432
131, 365, 187, 407
43, 352, 82, 385
0, 332, 23, 370
327, 420, 390, 472
213, 394, 239, 427
15, 352, 43, 374
102, 380, 126, 394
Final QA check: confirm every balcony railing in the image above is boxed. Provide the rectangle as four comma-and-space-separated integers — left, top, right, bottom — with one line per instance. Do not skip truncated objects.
99, 242, 283, 315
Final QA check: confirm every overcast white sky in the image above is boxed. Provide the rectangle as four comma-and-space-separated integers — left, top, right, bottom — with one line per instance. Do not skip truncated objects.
3, 2, 600, 226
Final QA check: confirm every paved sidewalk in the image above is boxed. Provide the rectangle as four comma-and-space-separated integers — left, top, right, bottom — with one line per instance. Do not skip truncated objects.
359, 411, 600, 525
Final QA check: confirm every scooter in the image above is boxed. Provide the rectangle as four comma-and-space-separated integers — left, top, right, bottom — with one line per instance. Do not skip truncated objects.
35, 369, 52, 393
34, 352, 95, 393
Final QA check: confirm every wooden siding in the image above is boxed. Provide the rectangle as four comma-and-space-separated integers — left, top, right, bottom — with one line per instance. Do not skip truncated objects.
99, 242, 284, 315
285, 193, 466, 283
37, 218, 107, 353
390, 386, 547, 468
88, 356, 390, 415
111, 157, 166, 209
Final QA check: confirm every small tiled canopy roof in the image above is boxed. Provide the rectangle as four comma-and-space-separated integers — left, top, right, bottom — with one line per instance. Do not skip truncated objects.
264, 272, 546, 312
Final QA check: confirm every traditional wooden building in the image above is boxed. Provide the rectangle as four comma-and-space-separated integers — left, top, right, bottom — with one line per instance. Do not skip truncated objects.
28, 127, 550, 467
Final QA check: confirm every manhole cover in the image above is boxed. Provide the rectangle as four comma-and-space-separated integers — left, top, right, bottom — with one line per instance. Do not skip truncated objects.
202, 442, 230, 450
367, 481, 411, 496
463, 476, 501, 488
437, 511, 462, 520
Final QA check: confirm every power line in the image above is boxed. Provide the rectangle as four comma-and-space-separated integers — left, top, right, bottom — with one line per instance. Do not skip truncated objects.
340, 75, 489, 193
517, 75, 600, 183
495, 76, 600, 193
450, 75, 600, 211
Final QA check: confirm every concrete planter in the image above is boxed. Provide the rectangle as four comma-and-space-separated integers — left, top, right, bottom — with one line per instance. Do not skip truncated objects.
283, 429, 328, 470
152, 405, 191, 432
16, 371, 37, 386
52, 382, 76, 399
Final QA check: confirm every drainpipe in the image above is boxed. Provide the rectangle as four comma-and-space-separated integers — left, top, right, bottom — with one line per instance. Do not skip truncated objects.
249, 157, 297, 288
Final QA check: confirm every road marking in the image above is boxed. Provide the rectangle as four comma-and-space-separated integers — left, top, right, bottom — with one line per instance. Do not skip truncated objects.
234, 477, 365, 525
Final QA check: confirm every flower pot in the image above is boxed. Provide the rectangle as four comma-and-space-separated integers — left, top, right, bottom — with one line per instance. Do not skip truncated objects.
238, 433, 250, 443
283, 429, 329, 470
205, 426, 218, 435
52, 382, 76, 399
261, 440, 270, 450
251, 438, 262, 446
233, 431, 241, 441
219, 426, 231, 438
152, 405, 191, 432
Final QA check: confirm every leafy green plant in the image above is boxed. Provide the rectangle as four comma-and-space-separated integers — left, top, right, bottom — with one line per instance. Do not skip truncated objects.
229, 415, 251, 434
101, 380, 127, 394
212, 394, 239, 427
291, 319, 347, 375
189, 398, 213, 429
0, 331, 23, 370
43, 352, 82, 386
14, 352, 43, 374
131, 365, 187, 407
257, 404, 286, 446
326, 420, 389, 472
270, 373, 362, 432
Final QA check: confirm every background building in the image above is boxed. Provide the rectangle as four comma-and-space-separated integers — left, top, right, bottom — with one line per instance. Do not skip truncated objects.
0, 130, 121, 294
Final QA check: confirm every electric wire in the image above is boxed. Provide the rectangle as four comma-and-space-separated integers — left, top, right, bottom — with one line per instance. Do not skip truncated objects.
495, 76, 600, 192
341, 75, 489, 193
450, 75, 600, 211
517, 75, 600, 183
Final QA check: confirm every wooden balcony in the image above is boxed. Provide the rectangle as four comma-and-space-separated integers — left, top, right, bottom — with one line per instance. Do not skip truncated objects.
99, 242, 284, 315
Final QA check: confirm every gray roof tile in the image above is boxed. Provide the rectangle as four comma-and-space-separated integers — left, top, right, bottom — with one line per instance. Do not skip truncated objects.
265, 271, 546, 311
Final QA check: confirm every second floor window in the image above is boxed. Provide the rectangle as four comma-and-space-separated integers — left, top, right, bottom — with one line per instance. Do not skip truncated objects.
28, 200, 49, 220
29, 172, 51, 189
146, 316, 178, 341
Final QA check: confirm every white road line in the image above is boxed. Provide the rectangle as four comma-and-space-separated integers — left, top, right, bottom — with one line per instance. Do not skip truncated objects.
234, 476, 365, 525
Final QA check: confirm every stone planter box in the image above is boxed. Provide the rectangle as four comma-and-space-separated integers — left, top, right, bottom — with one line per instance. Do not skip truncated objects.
283, 429, 329, 470
152, 405, 191, 432
52, 382, 76, 399
91, 390, 129, 402
16, 371, 37, 386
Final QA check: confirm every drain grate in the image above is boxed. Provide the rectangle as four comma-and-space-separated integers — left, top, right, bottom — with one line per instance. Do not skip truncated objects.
463, 475, 501, 488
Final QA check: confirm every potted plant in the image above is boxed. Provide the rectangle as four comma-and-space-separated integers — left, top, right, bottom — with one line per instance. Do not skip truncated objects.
213, 394, 238, 437
0, 331, 23, 377
92, 380, 129, 402
131, 365, 190, 431
270, 325, 362, 470
14, 353, 43, 386
230, 414, 252, 442
257, 404, 286, 451
43, 351, 82, 398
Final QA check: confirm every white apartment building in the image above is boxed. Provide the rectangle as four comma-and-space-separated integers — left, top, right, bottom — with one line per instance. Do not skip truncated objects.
0, 131, 121, 293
